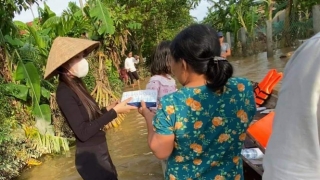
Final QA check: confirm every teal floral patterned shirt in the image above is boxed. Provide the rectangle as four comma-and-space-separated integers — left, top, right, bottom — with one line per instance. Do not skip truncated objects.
153, 77, 256, 180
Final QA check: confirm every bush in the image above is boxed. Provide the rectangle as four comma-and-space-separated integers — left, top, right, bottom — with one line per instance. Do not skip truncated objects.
107, 65, 123, 97
0, 77, 43, 179
0, 78, 25, 179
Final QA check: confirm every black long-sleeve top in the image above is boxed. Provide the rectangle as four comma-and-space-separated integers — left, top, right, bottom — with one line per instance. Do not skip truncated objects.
56, 81, 117, 147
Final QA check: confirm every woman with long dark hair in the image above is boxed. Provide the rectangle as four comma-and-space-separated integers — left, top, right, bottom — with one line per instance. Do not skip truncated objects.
138, 24, 256, 179
44, 37, 136, 180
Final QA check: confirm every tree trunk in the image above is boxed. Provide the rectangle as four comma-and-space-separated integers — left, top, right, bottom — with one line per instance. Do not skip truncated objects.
266, 20, 273, 57
282, 0, 293, 47
240, 27, 247, 57
313, 5, 320, 34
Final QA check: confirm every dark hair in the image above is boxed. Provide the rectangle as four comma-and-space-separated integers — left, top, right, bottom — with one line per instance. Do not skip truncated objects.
170, 24, 233, 92
58, 67, 102, 121
150, 40, 171, 76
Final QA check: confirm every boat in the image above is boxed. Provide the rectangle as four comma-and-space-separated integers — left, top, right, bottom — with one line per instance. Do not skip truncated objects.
243, 89, 279, 180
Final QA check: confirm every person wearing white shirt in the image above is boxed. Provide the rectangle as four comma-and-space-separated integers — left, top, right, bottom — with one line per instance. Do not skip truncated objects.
262, 32, 320, 180
124, 51, 140, 88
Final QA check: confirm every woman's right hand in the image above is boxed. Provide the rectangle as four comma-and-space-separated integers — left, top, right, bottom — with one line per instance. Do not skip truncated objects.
138, 101, 155, 122
113, 97, 137, 114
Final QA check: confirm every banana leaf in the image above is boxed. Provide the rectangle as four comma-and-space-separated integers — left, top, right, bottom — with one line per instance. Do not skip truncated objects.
4, 35, 24, 47
90, 0, 115, 35
14, 61, 51, 124
0, 83, 29, 101
41, 87, 51, 100
34, 105, 53, 136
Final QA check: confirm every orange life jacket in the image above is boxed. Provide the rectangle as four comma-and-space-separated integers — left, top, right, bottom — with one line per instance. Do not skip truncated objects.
254, 69, 283, 107
247, 111, 275, 149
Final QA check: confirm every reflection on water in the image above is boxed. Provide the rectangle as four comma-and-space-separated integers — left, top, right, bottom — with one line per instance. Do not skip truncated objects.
17, 48, 293, 180
230, 48, 293, 91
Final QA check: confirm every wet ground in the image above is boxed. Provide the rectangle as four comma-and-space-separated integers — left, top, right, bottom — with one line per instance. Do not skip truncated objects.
16, 48, 293, 180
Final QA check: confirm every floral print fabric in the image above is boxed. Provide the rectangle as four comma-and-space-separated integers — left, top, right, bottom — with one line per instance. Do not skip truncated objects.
153, 77, 256, 180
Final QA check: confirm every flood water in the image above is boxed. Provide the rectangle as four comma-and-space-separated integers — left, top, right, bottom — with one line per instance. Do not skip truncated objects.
16, 48, 293, 180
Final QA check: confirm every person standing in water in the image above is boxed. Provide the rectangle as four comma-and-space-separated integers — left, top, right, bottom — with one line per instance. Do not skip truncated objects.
124, 51, 140, 88
218, 32, 231, 58
44, 37, 137, 180
138, 24, 256, 180
119, 64, 129, 86
146, 40, 176, 112
145, 40, 177, 177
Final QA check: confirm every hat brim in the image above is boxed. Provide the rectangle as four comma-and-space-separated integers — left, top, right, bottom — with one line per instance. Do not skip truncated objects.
44, 38, 100, 80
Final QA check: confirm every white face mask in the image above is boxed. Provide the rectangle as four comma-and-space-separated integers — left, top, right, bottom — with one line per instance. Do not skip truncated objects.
69, 58, 89, 78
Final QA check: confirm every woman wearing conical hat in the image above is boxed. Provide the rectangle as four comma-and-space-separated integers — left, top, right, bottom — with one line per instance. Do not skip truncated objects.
44, 37, 137, 180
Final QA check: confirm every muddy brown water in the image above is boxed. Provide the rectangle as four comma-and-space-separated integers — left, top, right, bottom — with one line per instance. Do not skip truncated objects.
16, 48, 293, 180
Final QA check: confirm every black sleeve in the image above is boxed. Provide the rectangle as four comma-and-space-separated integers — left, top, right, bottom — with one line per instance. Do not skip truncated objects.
56, 87, 117, 142
101, 107, 107, 113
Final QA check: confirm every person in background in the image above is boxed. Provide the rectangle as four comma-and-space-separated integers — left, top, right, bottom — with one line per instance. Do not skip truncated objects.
138, 24, 256, 180
134, 55, 140, 65
44, 37, 137, 180
218, 32, 231, 58
146, 40, 176, 111
119, 64, 129, 86
145, 40, 177, 176
124, 51, 140, 88
263, 32, 320, 180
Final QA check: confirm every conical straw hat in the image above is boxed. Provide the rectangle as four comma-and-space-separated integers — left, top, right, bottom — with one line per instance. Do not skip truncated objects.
44, 37, 100, 79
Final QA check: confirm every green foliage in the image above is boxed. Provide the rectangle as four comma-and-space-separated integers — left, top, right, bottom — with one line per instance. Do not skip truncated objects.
204, 0, 260, 33
0, 78, 26, 179
12, 51, 53, 134
110, 0, 197, 58
203, 0, 317, 52
0, 76, 70, 179
89, 0, 115, 35
0, 0, 41, 20
106, 65, 123, 97
83, 60, 97, 92
38, 1, 56, 23
0, 0, 42, 49
0, 131, 27, 180
40, 2, 91, 38
0, 0, 203, 179
0, 77, 14, 129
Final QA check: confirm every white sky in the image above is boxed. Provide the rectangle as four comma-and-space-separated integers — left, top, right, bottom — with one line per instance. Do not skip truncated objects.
14, 0, 210, 22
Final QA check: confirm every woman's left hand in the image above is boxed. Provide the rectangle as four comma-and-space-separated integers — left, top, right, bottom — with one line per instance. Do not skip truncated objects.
106, 101, 119, 111
138, 101, 155, 119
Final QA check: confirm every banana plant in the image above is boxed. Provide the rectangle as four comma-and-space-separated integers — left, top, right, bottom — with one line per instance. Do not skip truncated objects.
14, 51, 53, 135
0, 43, 53, 136
40, 2, 92, 38
89, 0, 115, 35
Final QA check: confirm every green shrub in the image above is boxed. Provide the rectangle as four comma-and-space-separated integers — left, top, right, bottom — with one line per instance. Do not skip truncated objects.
0, 77, 43, 179
0, 78, 25, 179
107, 65, 123, 97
